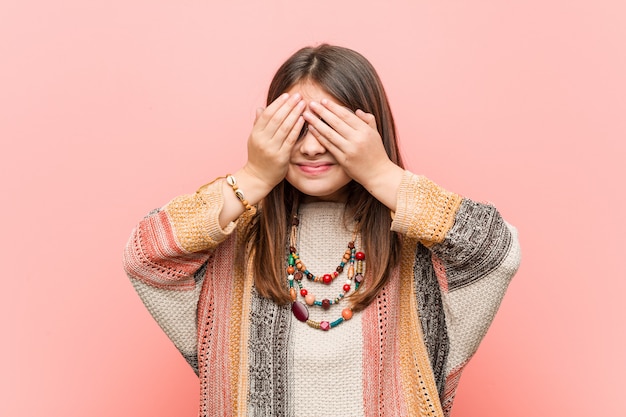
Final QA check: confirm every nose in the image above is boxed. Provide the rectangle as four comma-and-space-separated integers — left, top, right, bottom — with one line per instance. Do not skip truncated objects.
298, 124, 327, 157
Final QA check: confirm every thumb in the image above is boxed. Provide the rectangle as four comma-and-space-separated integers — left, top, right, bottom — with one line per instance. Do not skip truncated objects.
254, 107, 264, 125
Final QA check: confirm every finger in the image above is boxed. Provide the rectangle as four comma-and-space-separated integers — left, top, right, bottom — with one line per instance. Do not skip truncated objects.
276, 100, 306, 143
306, 123, 342, 157
314, 99, 366, 136
302, 109, 348, 151
306, 100, 351, 137
355, 109, 377, 130
263, 94, 304, 138
282, 115, 306, 149
254, 93, 290, 130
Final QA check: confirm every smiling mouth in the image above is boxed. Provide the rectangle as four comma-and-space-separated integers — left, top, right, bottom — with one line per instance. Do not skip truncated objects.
298, 163, 332, 174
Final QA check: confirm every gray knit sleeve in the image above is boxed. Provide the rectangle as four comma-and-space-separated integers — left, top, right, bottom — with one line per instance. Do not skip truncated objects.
432, 199, 521, 375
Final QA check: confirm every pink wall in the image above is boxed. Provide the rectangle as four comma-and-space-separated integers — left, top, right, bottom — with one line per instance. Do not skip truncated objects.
2, 1, 624, 416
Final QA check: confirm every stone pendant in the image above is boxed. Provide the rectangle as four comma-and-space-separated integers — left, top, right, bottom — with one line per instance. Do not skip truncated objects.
291, 301, 309, 322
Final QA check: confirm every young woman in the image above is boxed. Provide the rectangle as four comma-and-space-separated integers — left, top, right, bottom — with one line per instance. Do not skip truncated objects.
124, 44, 521, 417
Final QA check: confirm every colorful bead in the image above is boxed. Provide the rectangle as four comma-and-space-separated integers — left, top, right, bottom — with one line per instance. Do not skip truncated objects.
305, 294, 316, 305
286, 215, 365, 331
330, 318, 344, 327
292, 302, 309, 322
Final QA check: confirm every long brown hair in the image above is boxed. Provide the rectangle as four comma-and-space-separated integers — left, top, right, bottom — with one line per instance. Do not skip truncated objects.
247, 44, 405, 312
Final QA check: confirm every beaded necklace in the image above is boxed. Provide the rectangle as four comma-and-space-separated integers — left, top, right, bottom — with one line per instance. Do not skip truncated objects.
287, 214, 365, 331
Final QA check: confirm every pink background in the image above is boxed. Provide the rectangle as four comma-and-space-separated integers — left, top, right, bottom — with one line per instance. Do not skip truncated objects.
2, 1, 624, 416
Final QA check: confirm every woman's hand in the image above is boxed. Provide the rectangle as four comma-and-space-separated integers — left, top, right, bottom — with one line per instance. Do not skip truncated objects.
302, 99, 404, 210
218, 93, 305, 228
245, 93, 306, 188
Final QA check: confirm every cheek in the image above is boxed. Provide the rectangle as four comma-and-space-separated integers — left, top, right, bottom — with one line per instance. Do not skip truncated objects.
285, 164, 297, 182
289, 145, 298, 159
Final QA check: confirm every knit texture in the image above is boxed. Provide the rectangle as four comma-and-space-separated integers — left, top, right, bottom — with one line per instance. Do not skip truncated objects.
291, 203, 365, 416
123, 172, 521, 417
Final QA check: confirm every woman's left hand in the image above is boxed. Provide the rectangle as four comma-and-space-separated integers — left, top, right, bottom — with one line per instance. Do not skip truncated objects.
303, 99, 401, 194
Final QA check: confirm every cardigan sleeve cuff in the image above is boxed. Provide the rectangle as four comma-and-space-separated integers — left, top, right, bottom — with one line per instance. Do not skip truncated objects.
164, 178, 236, 253
391, 171, 463, 246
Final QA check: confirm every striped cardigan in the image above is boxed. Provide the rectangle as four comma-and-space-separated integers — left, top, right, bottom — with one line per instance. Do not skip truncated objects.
123, 171, 521, 416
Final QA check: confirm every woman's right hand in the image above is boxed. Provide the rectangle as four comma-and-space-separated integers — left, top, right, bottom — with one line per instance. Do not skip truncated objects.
218, 93, 304, 228
244, 93, 305, 188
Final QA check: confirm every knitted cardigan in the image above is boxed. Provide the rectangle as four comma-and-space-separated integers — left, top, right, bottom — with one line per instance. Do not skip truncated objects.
123, 171, 521, 417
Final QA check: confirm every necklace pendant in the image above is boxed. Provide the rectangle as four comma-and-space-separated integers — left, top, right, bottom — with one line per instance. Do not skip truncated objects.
291, 301, 309, 322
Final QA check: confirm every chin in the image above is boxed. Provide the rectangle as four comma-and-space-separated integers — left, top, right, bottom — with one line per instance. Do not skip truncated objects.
287, 183, 351, 203
286, 169, 352, 202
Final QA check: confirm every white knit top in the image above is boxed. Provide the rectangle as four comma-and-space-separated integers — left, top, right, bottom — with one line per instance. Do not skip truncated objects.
290, 202, 365, 417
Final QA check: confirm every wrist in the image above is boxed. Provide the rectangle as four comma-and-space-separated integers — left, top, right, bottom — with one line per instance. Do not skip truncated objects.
218, 168, 274, 228
360, 162, 404, 212
233, 166, 276, 206
225, 174, 254, 212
